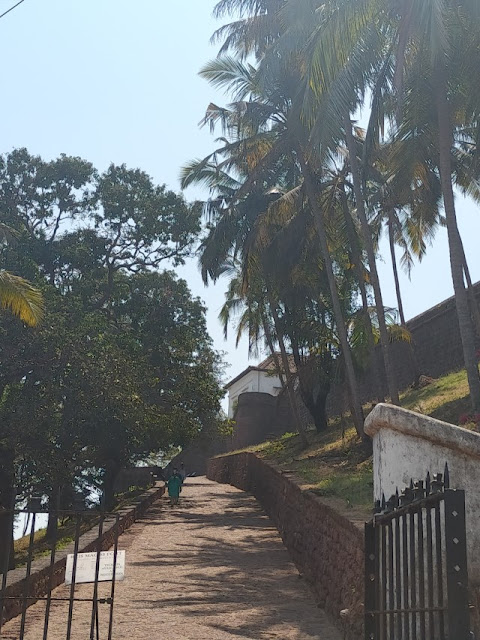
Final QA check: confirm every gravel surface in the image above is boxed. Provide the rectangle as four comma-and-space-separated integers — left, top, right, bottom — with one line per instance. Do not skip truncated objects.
2, 477, 341, 639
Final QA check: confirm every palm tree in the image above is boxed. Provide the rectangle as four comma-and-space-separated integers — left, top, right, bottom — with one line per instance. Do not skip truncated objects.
386, 6, 480, 409
219, 259, 310, 446
0, 224, 43, 326
185, 55, 367, 436
368, 140, 442, 327
279, 0, 480, 410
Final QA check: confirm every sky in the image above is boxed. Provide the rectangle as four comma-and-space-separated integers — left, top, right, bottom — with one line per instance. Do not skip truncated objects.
0, 0, 479, 392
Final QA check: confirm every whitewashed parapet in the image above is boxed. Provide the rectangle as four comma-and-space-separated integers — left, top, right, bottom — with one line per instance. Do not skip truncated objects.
365, 403, 480, 583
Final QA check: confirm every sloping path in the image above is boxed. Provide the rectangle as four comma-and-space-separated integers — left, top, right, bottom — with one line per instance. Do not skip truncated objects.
2, 477, 341, 639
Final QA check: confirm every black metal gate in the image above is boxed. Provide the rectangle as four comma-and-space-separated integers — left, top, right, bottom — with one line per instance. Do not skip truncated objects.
0, 508, 120, 640
365, 465, 471, 639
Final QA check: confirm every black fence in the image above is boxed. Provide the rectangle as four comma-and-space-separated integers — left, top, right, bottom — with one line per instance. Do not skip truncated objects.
0, 508, 120, 640
365, 465, 470, 639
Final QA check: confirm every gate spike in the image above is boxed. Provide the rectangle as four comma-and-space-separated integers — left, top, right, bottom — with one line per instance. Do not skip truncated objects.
426, 471, 431, 495
444, 462, 450, 489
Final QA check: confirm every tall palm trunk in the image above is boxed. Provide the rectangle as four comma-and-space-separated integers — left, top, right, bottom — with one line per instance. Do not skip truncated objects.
344, 115, 400, 405
340, 185, 385, 402
461, 240, 480, 338
387, 210, 406, 326
267, 296, 309, 446
297, 148, 365, 438
434, 69, 480, 412
261, 311, 286, 388
387, 210, 421, 385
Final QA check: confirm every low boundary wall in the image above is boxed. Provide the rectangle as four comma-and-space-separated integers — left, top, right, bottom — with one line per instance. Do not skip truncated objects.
207, 453, 364, 640
2, 482, 165, 623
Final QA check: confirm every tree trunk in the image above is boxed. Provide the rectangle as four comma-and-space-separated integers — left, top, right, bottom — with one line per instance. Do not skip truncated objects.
268, 298, 309, 446
461, 240, 480, 338
0, 453, 16, 573
297, 149, 365, 438
45, 485, 60, 542
434, 68, 480, 412
388, 210, 406, 326
340, 185, 385, 402
102, 459, 121, 511
387, 209, 421, 386
299, 380, 330, 433
261, 312, 285, 388
344, 115, 400, 405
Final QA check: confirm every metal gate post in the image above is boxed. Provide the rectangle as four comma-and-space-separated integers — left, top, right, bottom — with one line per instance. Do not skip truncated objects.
365, 521, 376, 640
444, 489, 470, 639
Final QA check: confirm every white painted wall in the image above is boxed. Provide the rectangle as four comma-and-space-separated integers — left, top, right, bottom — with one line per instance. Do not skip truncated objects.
365, 403, 480, 583
227, 370, 282, 417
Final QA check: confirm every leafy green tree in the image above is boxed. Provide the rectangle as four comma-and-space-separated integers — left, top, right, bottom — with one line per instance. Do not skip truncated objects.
0, 149, 223, 568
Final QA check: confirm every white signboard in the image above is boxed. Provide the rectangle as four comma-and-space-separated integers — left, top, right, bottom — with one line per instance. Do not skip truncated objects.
65, 550, 125, 585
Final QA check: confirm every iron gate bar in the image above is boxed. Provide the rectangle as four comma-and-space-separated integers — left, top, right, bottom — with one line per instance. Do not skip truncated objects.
374, 492, 444, 524
426, 506, 434, 636
368, 607, 447, 615
1, 597, 113, 603
19, 511, 36, 638
401, 510, 409, 640
43, 514, 57, 640
388, 520, 394, 638
381, 524, 387, 636
409, 510, 417, 640
107, 516, 120, 640
90, 515, 104, 640
417, 495, 426, 640
395, 515, 401, 639
434, 502, 445, 638
65, 514, 82, 640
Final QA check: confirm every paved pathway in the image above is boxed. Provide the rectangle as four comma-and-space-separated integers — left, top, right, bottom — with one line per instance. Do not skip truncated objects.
2, 478, 341, 639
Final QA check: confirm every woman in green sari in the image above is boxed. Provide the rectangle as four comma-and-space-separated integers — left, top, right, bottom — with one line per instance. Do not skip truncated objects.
167, 468, 183, 506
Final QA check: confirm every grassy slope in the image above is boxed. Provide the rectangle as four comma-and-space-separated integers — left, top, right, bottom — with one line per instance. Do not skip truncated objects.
236, 369, 473, 524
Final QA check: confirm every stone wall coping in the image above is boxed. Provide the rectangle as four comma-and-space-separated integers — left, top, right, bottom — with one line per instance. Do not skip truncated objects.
365, 403, 480, 459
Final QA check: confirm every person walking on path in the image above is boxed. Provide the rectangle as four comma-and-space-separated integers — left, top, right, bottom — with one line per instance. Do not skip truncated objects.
166, 468, 183, 506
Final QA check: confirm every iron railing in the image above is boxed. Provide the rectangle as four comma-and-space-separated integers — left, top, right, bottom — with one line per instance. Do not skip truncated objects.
365, 464, 470, 639
0, 508, 120, 640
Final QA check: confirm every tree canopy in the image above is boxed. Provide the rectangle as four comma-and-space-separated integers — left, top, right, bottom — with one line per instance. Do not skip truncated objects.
0, 149, 224, 531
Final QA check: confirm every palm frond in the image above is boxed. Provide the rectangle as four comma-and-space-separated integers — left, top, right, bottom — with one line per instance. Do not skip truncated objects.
0, 270, 44, 326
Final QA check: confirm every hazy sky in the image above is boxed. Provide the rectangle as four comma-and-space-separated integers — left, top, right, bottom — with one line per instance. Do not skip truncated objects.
0, 0, 479, 389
